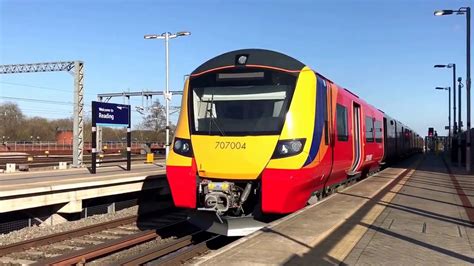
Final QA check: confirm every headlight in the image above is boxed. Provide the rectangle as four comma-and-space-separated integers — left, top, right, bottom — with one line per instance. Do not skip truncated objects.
272, 139, 306, 159
173, 138, 193, 157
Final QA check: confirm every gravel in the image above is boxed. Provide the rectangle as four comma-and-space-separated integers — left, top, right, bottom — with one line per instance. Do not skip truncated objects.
0, 205, 139, 247
87, 236, 177, 265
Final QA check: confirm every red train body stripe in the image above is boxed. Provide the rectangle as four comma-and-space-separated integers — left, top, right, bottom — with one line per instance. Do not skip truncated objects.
190, 64, 301, 77
261, 167, 322, 213
166, 160, 197, 208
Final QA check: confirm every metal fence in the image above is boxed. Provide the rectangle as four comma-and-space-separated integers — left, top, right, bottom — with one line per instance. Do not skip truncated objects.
1, 141, 165, 152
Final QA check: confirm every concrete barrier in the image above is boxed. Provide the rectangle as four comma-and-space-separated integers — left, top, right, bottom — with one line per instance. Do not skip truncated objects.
5, 163, 15, 173
58, 162, 68, 170
18, 164, 29, 171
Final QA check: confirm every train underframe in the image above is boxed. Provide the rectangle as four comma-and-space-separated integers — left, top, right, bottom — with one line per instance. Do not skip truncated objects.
189, 177, 273, 236
189, 165, 384, 236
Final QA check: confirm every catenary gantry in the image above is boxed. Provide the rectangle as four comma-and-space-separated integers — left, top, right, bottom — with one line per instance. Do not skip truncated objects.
0, 61, 84, 167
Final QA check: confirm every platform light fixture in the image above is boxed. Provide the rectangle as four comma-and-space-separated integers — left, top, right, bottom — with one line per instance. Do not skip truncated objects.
434, 10, 454, 16
144, 31, 191, 159
434, 6, 470, 172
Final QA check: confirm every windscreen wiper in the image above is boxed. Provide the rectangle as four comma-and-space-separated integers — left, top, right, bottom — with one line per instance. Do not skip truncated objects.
207, 91, 226, 136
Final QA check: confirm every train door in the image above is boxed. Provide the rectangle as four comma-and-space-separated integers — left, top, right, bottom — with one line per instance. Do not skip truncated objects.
329, 101, 351, 185
394, 121, 398, 156
348, 103, 362, 175
401, 127, 405, 154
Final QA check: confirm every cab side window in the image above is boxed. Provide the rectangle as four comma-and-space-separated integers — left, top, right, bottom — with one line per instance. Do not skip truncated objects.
375, 121, 383, 143
365, 116, 374, 142
336, 104, 348, 141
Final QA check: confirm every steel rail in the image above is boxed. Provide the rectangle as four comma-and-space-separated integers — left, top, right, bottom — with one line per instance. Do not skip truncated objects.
156, 235, 220, 266
35, 220, 190, 265
35, 230, 159, 266
116, 231, 212, 266
118, 234, 195, 266
0, 215, 137, 256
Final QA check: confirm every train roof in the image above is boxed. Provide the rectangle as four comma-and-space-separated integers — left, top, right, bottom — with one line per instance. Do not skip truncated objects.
191, 49, 305, 75
190, 48, 421, 138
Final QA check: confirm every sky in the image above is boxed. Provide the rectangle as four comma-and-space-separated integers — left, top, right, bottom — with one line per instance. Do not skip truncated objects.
0, 0, 472, 136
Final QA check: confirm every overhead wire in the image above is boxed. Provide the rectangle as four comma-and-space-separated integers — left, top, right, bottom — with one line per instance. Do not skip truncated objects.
0, 81, 96, 96
0, 96, 92, 107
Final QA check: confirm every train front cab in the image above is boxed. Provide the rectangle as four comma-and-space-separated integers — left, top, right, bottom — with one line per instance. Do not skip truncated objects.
167, 49, 333, 235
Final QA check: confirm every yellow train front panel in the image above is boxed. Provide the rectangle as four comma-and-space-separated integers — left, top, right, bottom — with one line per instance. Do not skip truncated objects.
191, 135, 279, 179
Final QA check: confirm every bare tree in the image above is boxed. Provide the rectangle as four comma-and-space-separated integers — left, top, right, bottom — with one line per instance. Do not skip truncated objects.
25, 116, 55, 141
141, 99, 166, 132
0, 102, 24, 140
138, 100, 179, 143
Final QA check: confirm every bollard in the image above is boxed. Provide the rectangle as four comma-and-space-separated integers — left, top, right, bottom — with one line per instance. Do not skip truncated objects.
97, 153, 104, 167
146, 153, 154, 163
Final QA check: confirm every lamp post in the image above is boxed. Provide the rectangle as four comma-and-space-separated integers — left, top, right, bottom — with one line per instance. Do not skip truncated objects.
435, 86, 451, 148
434, 64, 457, 133
144, 31, 191, 159
435, 64, 459, 163
435, 7, 471, 172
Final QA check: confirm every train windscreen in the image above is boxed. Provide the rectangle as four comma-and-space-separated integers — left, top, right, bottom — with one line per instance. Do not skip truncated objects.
189, 68, 297, 135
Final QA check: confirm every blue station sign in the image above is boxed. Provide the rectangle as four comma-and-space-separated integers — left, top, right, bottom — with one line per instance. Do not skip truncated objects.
92, 101, 130, 127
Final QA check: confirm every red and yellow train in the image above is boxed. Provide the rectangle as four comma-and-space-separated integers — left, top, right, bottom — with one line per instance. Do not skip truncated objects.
166, 49, 422, 235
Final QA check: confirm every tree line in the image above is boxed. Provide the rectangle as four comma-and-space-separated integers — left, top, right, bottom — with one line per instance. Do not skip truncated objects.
0, 101, 175, 143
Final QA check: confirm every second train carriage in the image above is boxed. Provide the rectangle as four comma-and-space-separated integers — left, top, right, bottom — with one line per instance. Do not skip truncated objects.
166, 49, 422, 236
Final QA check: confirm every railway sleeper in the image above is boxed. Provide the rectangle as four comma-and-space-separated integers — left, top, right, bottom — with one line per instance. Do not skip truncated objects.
0, 257, 36, 265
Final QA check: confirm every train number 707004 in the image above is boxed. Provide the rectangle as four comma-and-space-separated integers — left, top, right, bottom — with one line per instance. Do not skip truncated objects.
215, 141, 246, 150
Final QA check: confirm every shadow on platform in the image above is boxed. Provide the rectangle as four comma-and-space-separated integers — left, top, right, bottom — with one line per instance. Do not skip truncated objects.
280, 153, 473, 265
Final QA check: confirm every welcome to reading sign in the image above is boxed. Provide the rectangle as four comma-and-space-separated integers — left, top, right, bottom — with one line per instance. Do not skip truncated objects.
92, 101, 130, 127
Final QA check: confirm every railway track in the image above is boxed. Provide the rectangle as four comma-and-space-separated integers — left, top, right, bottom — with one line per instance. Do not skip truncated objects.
0, 210, 190, 265
116, 231, 223, 265
0, 215, 138, 257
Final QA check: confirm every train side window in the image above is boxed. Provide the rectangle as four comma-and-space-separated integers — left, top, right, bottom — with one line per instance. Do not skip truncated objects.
365, 116, 374, 142
375, 120, 383, 143
336, 104, 348, 141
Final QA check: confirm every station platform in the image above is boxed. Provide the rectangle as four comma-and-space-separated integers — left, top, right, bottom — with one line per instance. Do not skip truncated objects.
197, 154, 473, 265
0, 162, 166, 214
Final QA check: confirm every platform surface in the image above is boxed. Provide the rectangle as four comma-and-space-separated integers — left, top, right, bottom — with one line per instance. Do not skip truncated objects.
0, 161, 165, 194
0, 162, 166, 213
197, 154, 473, 265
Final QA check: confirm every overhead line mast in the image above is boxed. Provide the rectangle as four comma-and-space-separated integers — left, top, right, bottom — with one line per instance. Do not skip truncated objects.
0, 61, 84, 167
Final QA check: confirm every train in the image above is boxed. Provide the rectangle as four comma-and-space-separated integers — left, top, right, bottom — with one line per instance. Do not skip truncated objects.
166, 49, 423, 236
